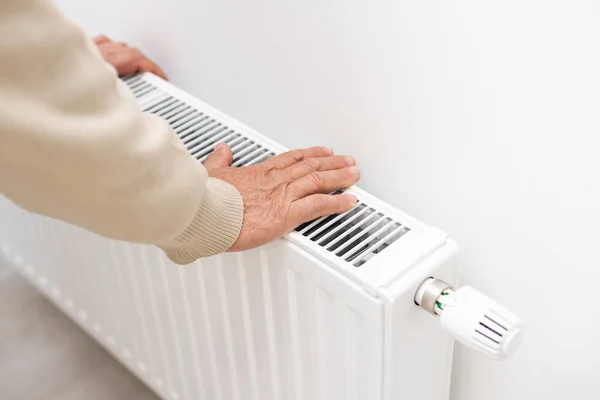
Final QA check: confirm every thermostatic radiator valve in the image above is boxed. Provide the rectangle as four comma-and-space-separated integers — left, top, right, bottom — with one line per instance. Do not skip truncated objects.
414, 278, 523, 359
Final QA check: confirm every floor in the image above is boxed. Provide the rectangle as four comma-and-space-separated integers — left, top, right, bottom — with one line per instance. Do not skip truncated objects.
0, 260, 160, 400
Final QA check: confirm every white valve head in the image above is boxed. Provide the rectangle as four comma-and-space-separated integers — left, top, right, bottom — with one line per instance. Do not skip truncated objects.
415, 278, 523, 359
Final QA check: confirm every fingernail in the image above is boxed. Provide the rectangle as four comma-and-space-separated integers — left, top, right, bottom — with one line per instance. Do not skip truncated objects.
216, 142, 226, 150
326, 147, 334, 155
345, 156, 355, 165
347, 194, 358, 204
348, 166, 360, 176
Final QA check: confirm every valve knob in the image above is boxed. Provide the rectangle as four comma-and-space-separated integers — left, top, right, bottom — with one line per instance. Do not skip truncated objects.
415, 278, 523, 359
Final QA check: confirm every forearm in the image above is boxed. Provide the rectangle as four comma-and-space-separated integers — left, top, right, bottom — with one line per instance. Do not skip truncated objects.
0, 0, 243, 263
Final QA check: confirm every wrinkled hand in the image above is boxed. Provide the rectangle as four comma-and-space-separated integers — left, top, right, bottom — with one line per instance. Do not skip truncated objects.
93, 35, 168, 80
204, 143, 360, 252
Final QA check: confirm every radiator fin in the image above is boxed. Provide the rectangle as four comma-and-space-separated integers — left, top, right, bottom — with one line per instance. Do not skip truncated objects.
194, 260, 225, 400
235, 253, 261, 400
157, 252, 190, 400
259, 250, 282, 400
176, 266, 208, 398
216, 255, 243, 400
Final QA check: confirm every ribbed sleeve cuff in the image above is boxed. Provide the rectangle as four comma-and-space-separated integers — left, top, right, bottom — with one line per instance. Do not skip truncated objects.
159, 178, 244, 264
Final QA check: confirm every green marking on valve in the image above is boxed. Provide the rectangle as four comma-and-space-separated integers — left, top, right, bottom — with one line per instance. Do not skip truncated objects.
435, 301, 443, 310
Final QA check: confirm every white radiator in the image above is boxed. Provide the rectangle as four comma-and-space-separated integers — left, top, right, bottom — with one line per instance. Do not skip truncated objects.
0, 73, 522, 400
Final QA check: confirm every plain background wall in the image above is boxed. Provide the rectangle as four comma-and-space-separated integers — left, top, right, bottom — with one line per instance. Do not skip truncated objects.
55, 1, 600, 399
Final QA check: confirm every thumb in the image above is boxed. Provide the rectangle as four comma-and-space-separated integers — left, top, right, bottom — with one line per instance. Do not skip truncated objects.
204, 143, 233, 170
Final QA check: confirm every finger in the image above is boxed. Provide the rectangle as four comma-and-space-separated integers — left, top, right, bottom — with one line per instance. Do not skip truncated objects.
111, 49, 149, 76
284, 155, 355, 180
289, 193, 358, 227
136, 57, 168, 80
289, 166, 360, 200
261, 147, 333, 170
93, 35, 112, 45
100, 42, 133, 54
203, 143, 233, 170
109, 51, 143, 76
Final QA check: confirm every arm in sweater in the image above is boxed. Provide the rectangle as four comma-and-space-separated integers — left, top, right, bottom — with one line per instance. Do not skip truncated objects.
0, 0, 243, 264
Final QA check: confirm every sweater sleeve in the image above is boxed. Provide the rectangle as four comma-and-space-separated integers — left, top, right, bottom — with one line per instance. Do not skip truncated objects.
0, 0, 244, 264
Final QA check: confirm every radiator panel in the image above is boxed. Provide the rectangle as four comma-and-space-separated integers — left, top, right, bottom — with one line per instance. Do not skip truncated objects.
0, 72, 459, 400
0, 197, 383, 400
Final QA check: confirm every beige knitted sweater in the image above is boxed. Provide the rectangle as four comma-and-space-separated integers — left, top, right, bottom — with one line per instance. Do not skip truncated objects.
0, 0, 244, 264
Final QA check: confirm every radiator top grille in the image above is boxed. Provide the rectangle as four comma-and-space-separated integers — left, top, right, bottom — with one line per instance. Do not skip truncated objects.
294, 196, 410, 267
122, 75, 410, 267
125, 75, 275, 166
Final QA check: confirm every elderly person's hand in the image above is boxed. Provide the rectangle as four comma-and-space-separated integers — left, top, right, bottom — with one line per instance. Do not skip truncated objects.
204, 144, 360, 252
93, 35, 168, 80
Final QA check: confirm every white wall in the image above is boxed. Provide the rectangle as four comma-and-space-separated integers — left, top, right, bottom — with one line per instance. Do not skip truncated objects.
56, 1, 600, 399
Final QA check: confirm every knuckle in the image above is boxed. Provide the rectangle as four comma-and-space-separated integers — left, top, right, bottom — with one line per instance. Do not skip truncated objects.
263, 165, 279, 176
302, 158, 319, 172
273, 181, 291, 199
286, 150, 304, 163
129, 47, 142, 57
311, 195, 327, 211
309, 172, 324, 188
